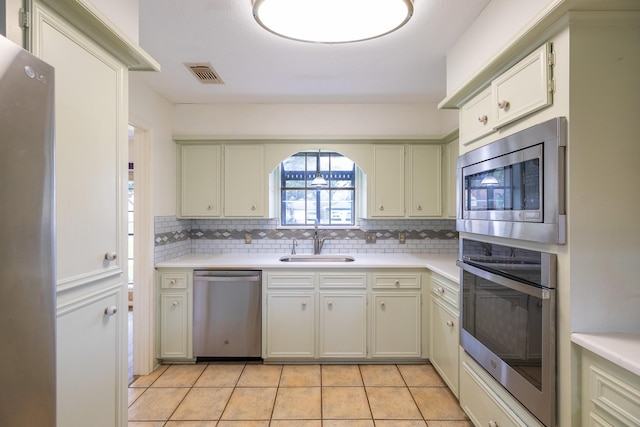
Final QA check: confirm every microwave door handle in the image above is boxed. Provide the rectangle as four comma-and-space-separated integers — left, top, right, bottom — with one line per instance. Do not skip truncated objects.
456, 260, 550, 299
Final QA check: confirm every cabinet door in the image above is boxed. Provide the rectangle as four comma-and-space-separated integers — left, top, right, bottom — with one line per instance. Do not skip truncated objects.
224, 144, 265, 217
266, 293, 315, 358
179, 145, 221, 217
319, 293, 367, 358
160, 292, 190, 359
407, 145, 442, 217
371, 293, 421, 357
492, 43, 553, 128
430, 298, 459, 397
371, 145, 404, 217
460, 87, 494, 145
57, 291, 123, 427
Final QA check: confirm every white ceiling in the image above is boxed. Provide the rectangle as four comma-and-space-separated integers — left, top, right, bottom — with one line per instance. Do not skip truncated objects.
137, 0, 490, 105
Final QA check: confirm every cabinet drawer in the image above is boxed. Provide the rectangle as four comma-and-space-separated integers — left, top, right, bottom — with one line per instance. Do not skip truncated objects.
267, 273, 315, 289
372, 274, 421, 289
492, 43, 553, 128
460, 87, 494, 145
430, 275, 459, 310
161, 273, 189, 289
319, 273, 367, 289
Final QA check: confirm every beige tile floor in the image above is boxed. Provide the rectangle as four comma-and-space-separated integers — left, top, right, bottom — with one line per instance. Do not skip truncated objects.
128, 363, 472, 426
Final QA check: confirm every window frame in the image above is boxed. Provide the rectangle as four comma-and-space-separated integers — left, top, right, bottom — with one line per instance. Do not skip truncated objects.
279, 151, 356, 227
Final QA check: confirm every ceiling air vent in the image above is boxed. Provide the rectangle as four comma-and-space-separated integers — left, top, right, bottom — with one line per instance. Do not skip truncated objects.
184, 62, 224, 84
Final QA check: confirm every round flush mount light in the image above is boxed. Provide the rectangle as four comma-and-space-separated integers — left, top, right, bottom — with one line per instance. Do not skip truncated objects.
252, 0, 414, 44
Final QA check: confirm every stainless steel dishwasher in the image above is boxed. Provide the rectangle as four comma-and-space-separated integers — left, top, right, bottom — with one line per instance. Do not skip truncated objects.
193, 270, 262, 359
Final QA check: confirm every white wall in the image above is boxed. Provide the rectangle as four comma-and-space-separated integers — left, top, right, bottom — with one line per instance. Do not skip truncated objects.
445, 0, 556, 95
172, 103, 458, 138
129, 73, 175, 216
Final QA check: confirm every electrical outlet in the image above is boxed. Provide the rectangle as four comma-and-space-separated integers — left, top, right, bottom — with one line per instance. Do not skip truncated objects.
244, 233, 252, 244
399, 231, 406, 244
365, 232, 377, 244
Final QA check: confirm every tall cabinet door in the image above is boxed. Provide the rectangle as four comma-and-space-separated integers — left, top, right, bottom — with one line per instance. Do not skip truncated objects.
407, 144, 442, 217
224, 144, 265, 217
32, 3, 128, 426
370, 145, 404, 217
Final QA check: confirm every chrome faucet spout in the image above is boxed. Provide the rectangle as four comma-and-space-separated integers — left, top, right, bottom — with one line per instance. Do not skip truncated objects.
313, 222, 324, 254
291, 238, 297, 255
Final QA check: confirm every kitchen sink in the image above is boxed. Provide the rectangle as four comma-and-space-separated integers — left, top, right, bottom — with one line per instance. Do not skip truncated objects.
279, 255, 355, 262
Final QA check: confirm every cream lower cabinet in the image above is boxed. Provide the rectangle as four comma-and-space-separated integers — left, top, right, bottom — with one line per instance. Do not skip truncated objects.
579, 346, 640, 426
265, 272, 316, 359
263, 269, 425, 361
157, 271, 193, 361
371, 273, 423, 358
319, 293, 367, 358
460, 351, 544, 427
430, 273, 460, 397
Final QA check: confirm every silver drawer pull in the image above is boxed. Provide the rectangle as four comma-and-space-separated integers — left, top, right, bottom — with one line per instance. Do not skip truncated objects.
104, 252, 117, 261
437, 287, 445, 294
478, 115, 488, 124
104, 306, 118, 316
446, 320, 454, 327
497, 100, 509, 109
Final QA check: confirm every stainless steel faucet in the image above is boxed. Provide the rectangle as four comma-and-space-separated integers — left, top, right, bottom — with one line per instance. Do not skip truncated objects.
313, 221, 325, 255
291, 238, 297, 255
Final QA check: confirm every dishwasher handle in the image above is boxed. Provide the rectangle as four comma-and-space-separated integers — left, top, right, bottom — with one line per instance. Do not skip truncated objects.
194, 275, 261, 283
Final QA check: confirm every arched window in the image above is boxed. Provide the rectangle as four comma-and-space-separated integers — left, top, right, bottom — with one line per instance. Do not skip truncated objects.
280, 151, 355, 226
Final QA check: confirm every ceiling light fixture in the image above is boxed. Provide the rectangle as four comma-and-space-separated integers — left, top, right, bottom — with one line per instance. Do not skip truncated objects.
252, 0, 414, 44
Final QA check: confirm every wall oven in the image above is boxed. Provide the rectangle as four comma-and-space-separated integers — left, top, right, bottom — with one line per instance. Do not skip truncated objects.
458, 238, 556, 427
457, 117, 567, 244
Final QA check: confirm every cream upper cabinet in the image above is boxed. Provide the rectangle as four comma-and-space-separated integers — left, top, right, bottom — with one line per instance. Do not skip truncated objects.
370, 145, 405, 217
460, 87, 494, 145
224, 144, 265, 217
492, 43, 553, 128
369, 144, 444, 219
406, 144, 442, 217
458, 42, 554, 153
178, 144, 221, 217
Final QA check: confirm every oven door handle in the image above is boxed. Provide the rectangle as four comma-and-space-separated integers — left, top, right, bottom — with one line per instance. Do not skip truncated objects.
456, 260, 552, 299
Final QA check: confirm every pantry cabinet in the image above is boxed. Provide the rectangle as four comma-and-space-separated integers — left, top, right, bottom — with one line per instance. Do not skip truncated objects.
30, 0, 158, 425
178, 144, 221, 217
429, 273, 460, 397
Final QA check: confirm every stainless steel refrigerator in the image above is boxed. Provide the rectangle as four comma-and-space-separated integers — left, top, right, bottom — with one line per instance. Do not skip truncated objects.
0, 34, 56, 426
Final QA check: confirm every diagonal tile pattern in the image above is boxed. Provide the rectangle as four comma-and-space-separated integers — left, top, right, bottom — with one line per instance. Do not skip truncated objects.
129, 363, 472, 426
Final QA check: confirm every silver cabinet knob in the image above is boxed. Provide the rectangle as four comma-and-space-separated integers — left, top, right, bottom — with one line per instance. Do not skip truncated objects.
437, 287, 445, 294
251, 204, 257, 211
417, 204, 422, 211
447, 320, 454, 327
207, 204, 214, 210
301, 301, 307, 307
497, 100, 509, 109
380, 301, 385, 307
104, 306, 118, 316
104, 252, 117, 261
478, 115, 488, 124
394, 280, 400, 287
488, 421, 498, 427
172, 301, 180, 307
379, 205, 384, 211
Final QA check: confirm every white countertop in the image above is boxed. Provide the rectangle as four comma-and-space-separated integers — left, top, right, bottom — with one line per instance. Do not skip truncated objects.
155, 253, 460, 283
572, 332, 640, 377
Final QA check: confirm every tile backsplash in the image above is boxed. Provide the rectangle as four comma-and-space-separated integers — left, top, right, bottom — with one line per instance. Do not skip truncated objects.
154, 216, 458, 263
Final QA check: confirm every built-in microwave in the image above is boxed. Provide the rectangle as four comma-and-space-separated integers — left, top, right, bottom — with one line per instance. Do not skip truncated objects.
457, 117, 567, 244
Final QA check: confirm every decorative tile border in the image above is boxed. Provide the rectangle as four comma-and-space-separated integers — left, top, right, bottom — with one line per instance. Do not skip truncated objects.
153, 216, 459, 263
